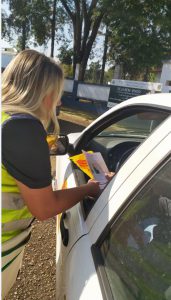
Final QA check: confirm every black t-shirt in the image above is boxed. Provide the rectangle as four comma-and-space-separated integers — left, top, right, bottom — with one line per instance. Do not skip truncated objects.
2, 115, 52, 189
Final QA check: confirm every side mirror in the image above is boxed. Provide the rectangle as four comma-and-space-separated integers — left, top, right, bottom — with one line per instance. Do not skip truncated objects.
47, 134, 69, 156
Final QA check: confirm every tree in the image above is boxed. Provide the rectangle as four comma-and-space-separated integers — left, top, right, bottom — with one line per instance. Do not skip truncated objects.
2, 0, 32, 50
58, 43, 73, 65
59, 0, 110, 80
99, 24, 109, 84
2, 0, 61, 55
103, 66, 114, 83
61, 64, 73, 78
29, 0, 67, 57
1, 9, 10, 40
28, 0, 60, 56
107, 0, 171, 80
85, 61, 101, 83
31, 0, 52, 48
51, 0, 57, 57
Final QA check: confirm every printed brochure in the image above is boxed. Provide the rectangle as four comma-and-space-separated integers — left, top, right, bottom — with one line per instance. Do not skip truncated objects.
70, 150, 109, 189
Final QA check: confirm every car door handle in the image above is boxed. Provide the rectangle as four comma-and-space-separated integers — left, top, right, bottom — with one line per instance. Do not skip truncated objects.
60, 212, 69, 247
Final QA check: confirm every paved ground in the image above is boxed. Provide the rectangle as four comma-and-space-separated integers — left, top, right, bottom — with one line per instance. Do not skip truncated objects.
5, 110, 93, 300
5, 218, 56, 300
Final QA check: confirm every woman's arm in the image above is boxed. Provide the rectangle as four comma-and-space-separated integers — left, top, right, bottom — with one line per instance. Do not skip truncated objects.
15, 179, 100, 220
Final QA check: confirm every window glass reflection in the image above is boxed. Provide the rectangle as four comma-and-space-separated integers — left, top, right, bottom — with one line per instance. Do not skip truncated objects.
100, 160, 171, 300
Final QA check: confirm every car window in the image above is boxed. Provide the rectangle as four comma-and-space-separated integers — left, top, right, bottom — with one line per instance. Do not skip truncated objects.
82, 110, 169, 218
84, 110, 169, 174
97, 158, 171, 300
98, 111, 168, 138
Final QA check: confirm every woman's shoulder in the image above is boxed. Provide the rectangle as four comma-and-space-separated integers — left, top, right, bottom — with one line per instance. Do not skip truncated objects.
2, 112, 43, 127
2, 113, 51, 188
2, 112, 40, 124
2, 112, 46, 138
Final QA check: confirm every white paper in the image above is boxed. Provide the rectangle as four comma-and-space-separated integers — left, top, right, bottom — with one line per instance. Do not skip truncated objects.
82, 151, 109, 189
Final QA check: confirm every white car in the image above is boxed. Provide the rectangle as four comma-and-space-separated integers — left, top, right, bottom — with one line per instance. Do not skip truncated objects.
55, 94, 171, 300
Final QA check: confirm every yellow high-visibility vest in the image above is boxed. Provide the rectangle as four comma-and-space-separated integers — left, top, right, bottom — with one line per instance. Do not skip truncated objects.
2, 112, 34, 243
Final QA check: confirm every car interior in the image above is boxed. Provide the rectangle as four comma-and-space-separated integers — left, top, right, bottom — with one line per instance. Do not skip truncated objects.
85, 137, 141, 173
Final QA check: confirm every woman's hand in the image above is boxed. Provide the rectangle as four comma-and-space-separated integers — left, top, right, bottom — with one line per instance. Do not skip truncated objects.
86, 179, 101, 198
105, 172, 115, 181
87, 172, 115, 197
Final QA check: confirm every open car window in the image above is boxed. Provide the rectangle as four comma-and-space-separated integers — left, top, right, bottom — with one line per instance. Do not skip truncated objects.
81, 109, 169, 218
84, 109, 169, 172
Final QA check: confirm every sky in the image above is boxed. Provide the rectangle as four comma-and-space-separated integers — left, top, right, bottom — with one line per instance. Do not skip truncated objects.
1, 2, 59, 57
1, 2, 104, 63
1, 34, 104, 64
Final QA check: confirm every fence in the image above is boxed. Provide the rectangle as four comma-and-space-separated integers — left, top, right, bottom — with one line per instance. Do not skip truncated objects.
62, 78, 163, 116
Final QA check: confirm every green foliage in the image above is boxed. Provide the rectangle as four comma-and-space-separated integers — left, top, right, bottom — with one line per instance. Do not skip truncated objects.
85, 64, 115, 84
59, 0, 111, 80
31, 0, 52, 46
61, 64, 73, 78
103, 67, 114, 84
1, 9, 10, 39
2, 0, 62, 51
107, 0, 171, 80
58, 43, 73, 65
85, 61, 102, 83
2, 0, 33, 49
2, 0, 170, 81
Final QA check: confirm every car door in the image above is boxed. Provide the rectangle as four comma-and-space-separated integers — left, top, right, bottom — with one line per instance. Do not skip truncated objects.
56, 101, 170, 299
62, 117, 171, 300
56, 154, 88, 299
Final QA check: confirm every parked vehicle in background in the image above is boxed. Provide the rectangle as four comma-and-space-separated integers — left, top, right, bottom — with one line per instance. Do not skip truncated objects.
56, 93, 171, 300
1, 50, 16, 71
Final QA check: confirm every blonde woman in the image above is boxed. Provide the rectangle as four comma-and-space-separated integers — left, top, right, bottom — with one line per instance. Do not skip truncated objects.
1, 49, 100, 298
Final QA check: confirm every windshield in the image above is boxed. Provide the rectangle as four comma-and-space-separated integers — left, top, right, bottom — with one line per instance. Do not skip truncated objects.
98, 111, 169, 138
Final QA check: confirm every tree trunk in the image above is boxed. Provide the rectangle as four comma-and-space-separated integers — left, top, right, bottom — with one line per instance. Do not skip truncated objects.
143, 66, 149, 81
21, 21, 26, 50
73, 8, 82, 77
100, 26, 109, 84
51, 0, 57, 57
73, 24, 81, 77
78, 13, 104, 81
61, 0, 105, 81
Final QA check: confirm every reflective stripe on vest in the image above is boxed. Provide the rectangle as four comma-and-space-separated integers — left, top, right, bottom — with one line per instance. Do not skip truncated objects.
2, 165, 20, 193
2, 112, 34, 243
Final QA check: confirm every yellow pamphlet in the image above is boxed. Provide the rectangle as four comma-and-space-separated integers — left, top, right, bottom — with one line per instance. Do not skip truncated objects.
70, 151, 109, 190
69, 151, 94, 179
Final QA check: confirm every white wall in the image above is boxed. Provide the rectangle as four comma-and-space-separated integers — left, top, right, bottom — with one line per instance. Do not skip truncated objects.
160, 60, 171, 92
